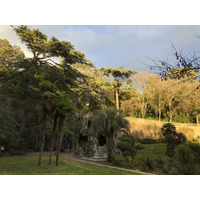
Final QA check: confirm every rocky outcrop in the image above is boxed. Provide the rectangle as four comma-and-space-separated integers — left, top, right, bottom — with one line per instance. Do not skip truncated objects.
73, 111, 120, 159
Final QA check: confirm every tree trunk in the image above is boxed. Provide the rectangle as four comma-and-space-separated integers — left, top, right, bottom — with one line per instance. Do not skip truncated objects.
75, 134, 79, 155
169, 115, 172, 123
38, 113, 47, 166
196, 114, 199, 124
158, 110, 161, 121
106, 135, 115, 162
48, 111, 58, 165
115, 88, 119, 110
56, 115, 65, 166
158, 95, 161, 121
19, 107, 28, 134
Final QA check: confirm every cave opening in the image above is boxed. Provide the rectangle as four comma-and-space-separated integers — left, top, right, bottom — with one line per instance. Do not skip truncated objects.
99, 135, 106, 146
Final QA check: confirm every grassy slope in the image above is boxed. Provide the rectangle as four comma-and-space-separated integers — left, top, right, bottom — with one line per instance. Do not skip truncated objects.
127, 117, 200, 139
0, 155, 141, 175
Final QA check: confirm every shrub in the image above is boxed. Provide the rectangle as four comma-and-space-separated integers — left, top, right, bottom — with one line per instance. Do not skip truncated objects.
137, 138, 166, 144
111, 155, 131, 168
173, 143, 200, 175
137, 138, 158, 144
153, 157, 173, 174
118, 135, 136, 157
133, 151, 155, 171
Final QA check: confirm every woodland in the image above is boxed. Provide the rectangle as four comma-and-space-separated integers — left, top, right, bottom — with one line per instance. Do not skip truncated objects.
0, 26, 200, 171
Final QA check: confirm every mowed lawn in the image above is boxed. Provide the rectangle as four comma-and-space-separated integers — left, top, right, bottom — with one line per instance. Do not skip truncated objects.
0, 155, 141, 175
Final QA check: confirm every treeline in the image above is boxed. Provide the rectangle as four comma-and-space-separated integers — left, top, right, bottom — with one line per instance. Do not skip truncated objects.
121, 71, 200, 124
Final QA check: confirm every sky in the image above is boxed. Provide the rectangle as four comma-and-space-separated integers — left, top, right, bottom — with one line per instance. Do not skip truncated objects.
1, 25, 200, 73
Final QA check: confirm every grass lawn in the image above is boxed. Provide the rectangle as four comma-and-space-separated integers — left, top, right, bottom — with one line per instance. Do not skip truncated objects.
0, 155, 141, 175
139, 144, 167, 157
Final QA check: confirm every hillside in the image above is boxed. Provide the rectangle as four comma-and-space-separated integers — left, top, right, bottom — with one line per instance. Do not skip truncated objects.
126, 117, 200, 139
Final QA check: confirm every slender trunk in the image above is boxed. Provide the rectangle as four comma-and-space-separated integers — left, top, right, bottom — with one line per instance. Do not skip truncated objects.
48, 111, 59, 165
75, 134, 79, 155
106, 135, 115, 162
169, 102, 172, 122
142, 101, 147, 119
19, 107, 28, 134
56, 115, 65, 166
196, 114, 199, 124
115, 88, 119, 110
38, 113, 47, 166
158, 95, 161, 121
169, 114, 172, 123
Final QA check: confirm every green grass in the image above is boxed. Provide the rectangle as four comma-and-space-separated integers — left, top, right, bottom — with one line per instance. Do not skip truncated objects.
137, 144, 167, 157
0, 155, 141, 175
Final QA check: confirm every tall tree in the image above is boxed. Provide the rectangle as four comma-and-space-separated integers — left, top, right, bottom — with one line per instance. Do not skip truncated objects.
130, 72, 155, 119
100, 66, 136, 109
11, 25, 94, 165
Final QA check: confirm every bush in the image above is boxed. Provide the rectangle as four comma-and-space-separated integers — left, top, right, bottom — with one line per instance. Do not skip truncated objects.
118, 135, 136, 157
137, 138, 166, 144
133, 151, 155, 171
111, 155, 131, 168
137, 138, 158, 144
153, 157, 173, 174
173, 143, 200, 175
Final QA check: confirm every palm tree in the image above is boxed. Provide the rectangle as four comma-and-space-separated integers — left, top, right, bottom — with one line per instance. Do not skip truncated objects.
93, 107, 130, 162
54, 92, 76, 166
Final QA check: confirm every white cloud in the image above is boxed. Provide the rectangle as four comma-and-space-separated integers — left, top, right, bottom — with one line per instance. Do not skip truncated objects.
0, 25, 32, 57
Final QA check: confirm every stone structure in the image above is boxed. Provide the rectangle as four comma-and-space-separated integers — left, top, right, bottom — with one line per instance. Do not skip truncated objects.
74, 111, 120, 159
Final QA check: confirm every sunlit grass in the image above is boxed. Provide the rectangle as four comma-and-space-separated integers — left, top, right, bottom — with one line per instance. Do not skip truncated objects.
0, 155, 141, 175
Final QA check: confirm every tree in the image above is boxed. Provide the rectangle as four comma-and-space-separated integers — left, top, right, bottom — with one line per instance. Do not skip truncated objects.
54, 92, 76, 166
10, 25, 94, 165
146, 76, 166, 121
130, 72, 156, 119
0, 39, 24, 72
100, 66, 136, 109
161, 123, 186, 157
183, 81, 200, 124
92, 108, 130, 161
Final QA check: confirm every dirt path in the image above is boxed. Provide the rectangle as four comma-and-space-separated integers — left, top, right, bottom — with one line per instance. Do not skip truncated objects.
60, 153, 155, 175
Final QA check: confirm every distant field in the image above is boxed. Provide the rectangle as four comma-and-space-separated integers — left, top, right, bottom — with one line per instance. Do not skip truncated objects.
127, 117, 200, 139
0, 155, 140, 175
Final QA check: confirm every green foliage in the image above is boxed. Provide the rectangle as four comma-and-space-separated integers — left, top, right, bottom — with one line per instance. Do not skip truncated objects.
161, 123, 187, 157
173, 143, 200, 175
110, 155, 129, 167
133, 151, 155, 171
93, 107, 130, 161
137, 138, 158, 144
0, 108, 19, 150
167, 67, 197, 80
93, 108, 130, 137
0, 39, 24, 71
161, 123, 176, 136
117, 135, 136, 157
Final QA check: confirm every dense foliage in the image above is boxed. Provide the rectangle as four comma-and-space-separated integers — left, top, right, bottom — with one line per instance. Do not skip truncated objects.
0, 25, 200, 171
161, 123, 187, 157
